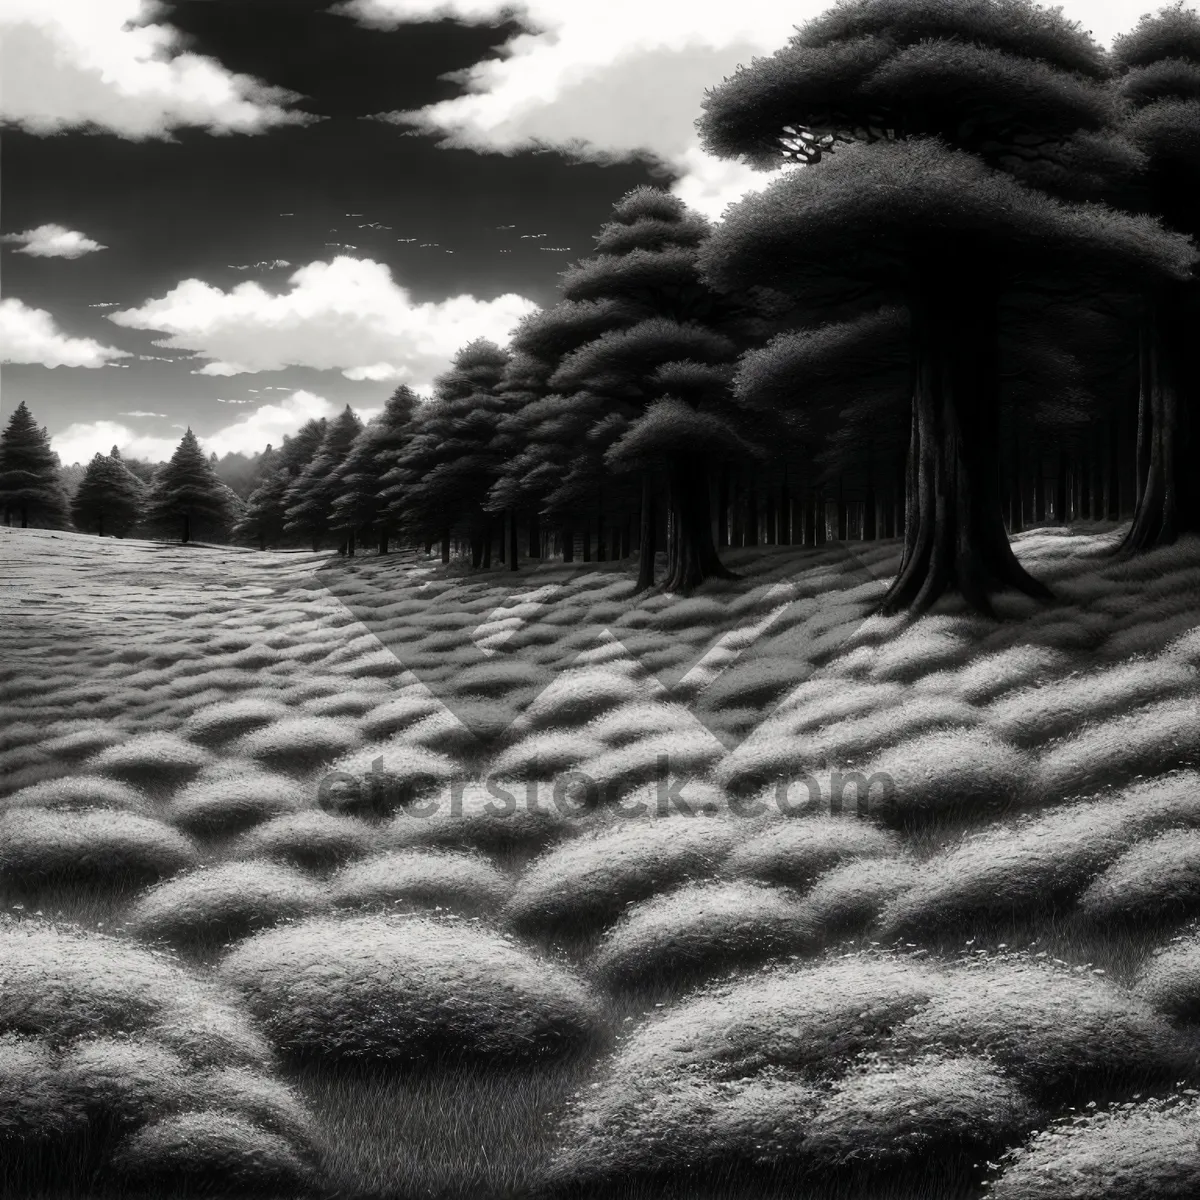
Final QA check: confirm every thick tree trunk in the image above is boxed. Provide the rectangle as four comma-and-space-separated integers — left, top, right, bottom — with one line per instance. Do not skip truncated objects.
745, 485, 759, 547
347, 530, 356, 557
882, 268, 1051, 618
1055, 450, 1069, 526
1106, 419, 1120, 521
482, 525, 492, 568
259, 532, 266, 551
717, 463, 730, 548
97, 512, 105, 538
471, 531, 484, 569
562, 526, 574, 563
1120, 282, 1200, 553
581, 525, 591, 562
765, 487, 777, 545
863, 460, 877, 541
507, 510, 518, 570
379, 531, 389, 556
528, 511, 541, 559
182, 513, 190, 545
661, 460, 737, 593
636, 472, 656, 591
836, 478, 848, 541
441, 529, 451, 565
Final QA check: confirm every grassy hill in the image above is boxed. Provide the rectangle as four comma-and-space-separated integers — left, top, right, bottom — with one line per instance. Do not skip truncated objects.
3, 523, 1200, 1199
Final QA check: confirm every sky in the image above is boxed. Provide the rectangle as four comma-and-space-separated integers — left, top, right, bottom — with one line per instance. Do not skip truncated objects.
0, 0, 1189, 466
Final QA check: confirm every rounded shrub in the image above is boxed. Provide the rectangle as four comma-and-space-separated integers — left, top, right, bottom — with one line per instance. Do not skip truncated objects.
219, 912, 603, 1064
181, 698, 293, 746
0, 808, 199, 886
1136, 929, 1200, 1021
167, 766, 308, 835
489, 730, 607, 780
990, 1095, 1200, 1200
358, 693, 444, 740
330, 848, 512, 914
516, 668, 646, 732
86, 733, 212, 787
58, 1035, 188, 1126
0, 1032, 84, 1141
798, 855, 921, 936
234, 810, 375, 870
110, 1109, 315, 1194
324, 743, 462, 818
503, 814, 745, 937
128, 860, 327, 947
0, 775, 151, 816
234, 716, 363, 774
726, 815, 900, 891
591, 880, 817, 988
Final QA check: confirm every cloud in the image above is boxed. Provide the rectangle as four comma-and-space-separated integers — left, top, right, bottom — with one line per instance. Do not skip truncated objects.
0, 0, 315, 139
119, 410, 167, 417
50, 390, 384, 464
108, 255, 539, 387
0, 298, 131, 368
1, 223, 107, 258
343, 0, 1167, 220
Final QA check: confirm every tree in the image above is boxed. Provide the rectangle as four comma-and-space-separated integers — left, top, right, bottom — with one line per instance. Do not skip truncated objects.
695, 1, 1195, 615
1111, 3, 1200, 551
284, 407, 364, 552
142, 429, 236, 544
234, 420, 327, 550
70, 452, 145, 537
329, 384, 420, 555
0, 402, 72, 529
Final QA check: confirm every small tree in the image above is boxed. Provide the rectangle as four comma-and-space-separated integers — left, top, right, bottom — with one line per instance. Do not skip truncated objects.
142, 429, 235, 544
0, 401, 72, 529
70, 452, 145, 537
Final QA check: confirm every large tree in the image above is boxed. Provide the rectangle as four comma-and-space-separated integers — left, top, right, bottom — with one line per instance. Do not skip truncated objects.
1111, 3, 1200, 551
696, 0, 1194, 616
234, 420, 327, 550
284, 407, 364, 552
142, 429, 236, 544
70, 452, 145, 537
0, 402, 72, 529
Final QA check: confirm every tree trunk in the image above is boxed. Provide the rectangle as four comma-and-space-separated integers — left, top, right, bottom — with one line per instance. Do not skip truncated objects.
259, 532, 266, 551
528, 510, 541, 559
1055, 450, 1068, 526
596, 518, 607, 562
636, 471, 656, 591
881, 266, 1051, 618
562, 526, 574, 563
347, 530, 356, 557
717, 463, 730, 548
744, 485, 758, 547
470, 531, 483, 569
182, 512, 190, 545
661, 460, 737, 593
581, 524, 591, 562
379, 531, 389, 556
507, 510, 518, 570
441, 529, 451, 564
97, 512, 105, 538
863, 458, 877, 541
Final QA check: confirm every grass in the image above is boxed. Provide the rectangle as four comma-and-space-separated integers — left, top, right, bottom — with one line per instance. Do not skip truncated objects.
167, 766, 309, 835
329, 848, 513, 914
234, 810, 376, 870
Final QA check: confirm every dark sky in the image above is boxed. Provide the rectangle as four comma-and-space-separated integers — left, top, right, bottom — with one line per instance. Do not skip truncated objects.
1, 0, 663, 462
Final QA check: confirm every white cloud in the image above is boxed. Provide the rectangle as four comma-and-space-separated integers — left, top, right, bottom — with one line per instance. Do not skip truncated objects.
119, 409, 167, 417
0, 298, 131, 368
342, 0, 1184, 221
51, 390, 384, 464
108, 255, 539, 388
0, 0, 314, 139
1, 223, 107, 258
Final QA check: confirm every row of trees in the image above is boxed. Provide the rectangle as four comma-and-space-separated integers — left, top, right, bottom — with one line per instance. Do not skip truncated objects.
6, 3, 1197, 617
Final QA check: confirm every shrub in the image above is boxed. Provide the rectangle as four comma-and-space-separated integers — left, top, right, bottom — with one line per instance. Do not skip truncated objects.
0, 808, 198, 886
503, 814, 745, 937
58, 1035, 188, 1126
219, 912, 602, 1064
330, 848, 512, 914
110, 1109, 315, 1193
181, 698, 293, 746
325, 743, 462, 817
726, 815, 900, 891
1079, 829, 1200, 924
0, 775, 150, 816
358, 693, 443, 740
585, 701, 700, 746
234, 716, 362, 773
489, 730, 607, 780
802, 1053, 1038, 1166
578, 728, 726, 790
891, 954, 1186, 1098
912, 645, 1071, 704
86, 733, 211, 787
190, 1066, 318, 1150
591, 880, 817, 988
37, 723, 127, 761
128, 860, 327, 946
1136, 929, 1200, 1021
0, 1032, 83, 1140
234, 810, 374, 870
694, 656, 812, 712
990, 1095, 1200, 1200
798, 856, 921, 936
0, 919, 270, 1067
516, 668, 646, 732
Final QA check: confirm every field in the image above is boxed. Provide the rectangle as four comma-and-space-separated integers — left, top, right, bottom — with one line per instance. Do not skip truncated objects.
4, 521, 1200, 1199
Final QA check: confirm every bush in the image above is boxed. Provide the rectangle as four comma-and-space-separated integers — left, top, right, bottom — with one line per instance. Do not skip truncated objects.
0, 1032, 84, 1140
37, 723, 128, 761
0, 774, 151, 816
591, 879, 817, 988
516, 668, 646, 732
358, 693, 443, 740
167, 766, 308, 835
1136, 929, 1200, 1021
0, 808, 198, 886
234, 716, 363, 773
0, 918, 270, 1067
798, 856, 921, 936
219, 912, 602, 1064
1079, 829, 1200, 924
912, 645, 1070, 704
110, 1109, 315, 1193
128, 860, 327, 946
726, 815, 900, 891
86, 733, 212, 787
234, 810, 375, 870
58, 1035, 188, 1126
801, 1053, 1038, 1166
181, 697, 293, 746
489, 730, 607, 780
330, 848, 512, 914
578, 729, 726, 790
503, 814, 745, 937
990, 1095, 1200, 1200
325, 743, 462, 817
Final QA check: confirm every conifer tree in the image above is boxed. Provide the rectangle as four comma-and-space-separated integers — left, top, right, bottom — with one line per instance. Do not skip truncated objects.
284, 407, 364, 552
0, 402, 72, 529
234, 419, 327, 550
142, 429, 235, 544
70, 452, 145, 537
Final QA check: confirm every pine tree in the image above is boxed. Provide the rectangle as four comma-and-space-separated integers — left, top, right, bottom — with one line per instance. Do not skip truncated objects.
142, 429, 236, 545
696, 1, 1196, 615
284, 406, 363, 552
70, 452, 145, 537
234, 419, 327, 550
0, 402, 72, 529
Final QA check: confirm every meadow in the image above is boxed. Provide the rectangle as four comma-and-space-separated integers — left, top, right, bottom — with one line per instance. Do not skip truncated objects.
3, 520, 1200, 1199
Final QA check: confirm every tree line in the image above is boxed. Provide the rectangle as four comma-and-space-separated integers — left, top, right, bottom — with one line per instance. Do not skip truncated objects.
2, 2, 1197, 617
